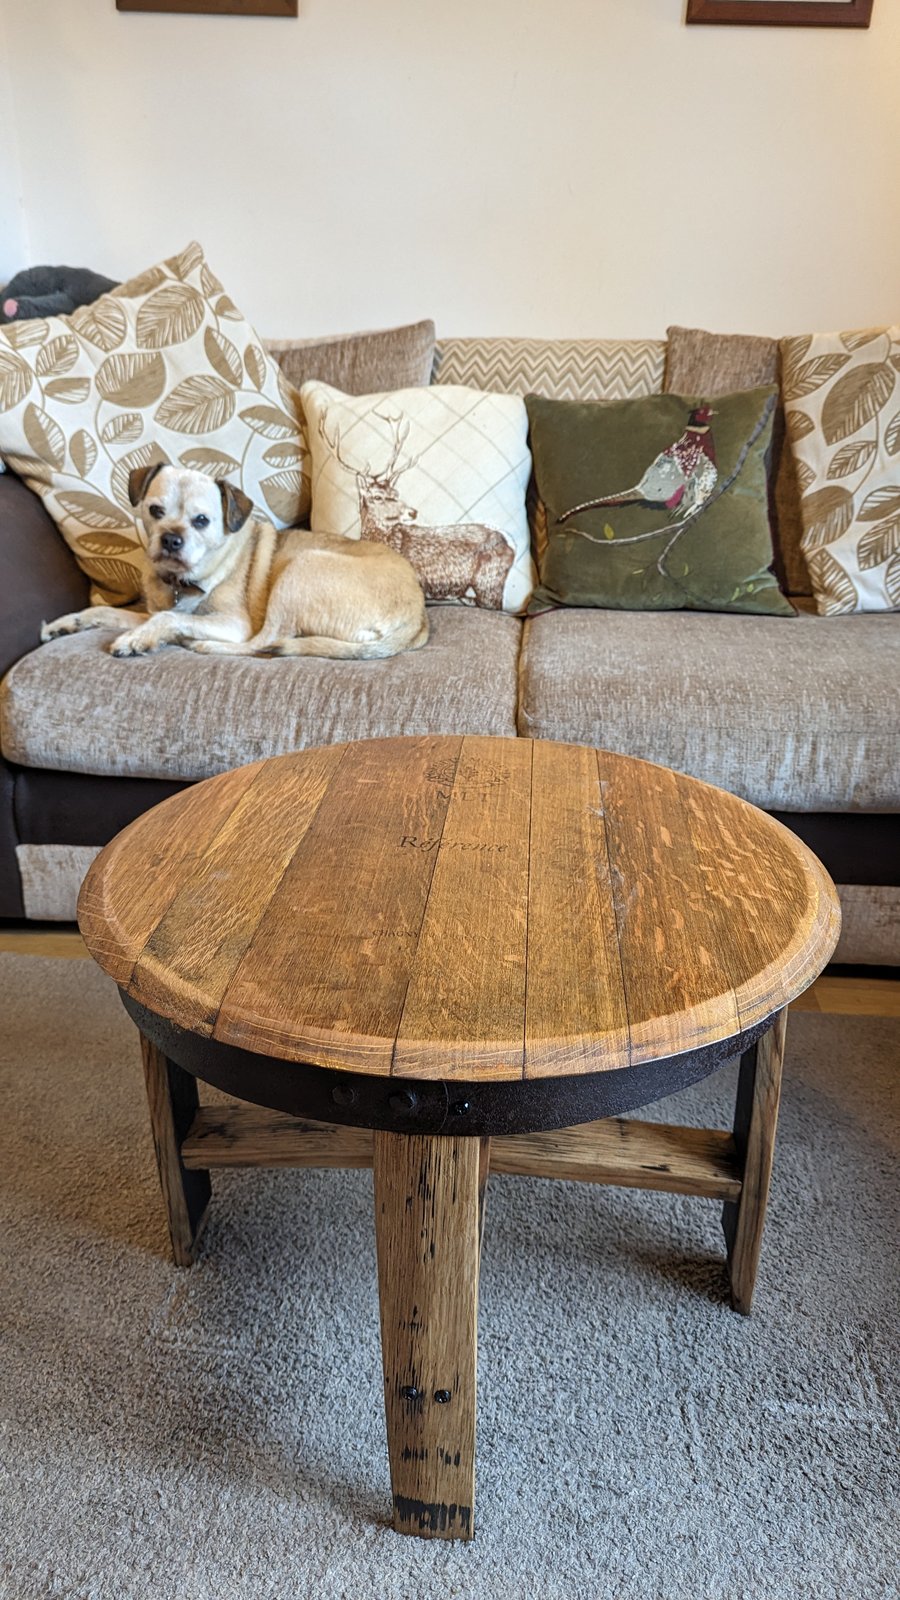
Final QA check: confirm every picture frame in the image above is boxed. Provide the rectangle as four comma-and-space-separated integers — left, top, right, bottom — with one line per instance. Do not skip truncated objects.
117, 1, 298, 16
686, 1, 873, 24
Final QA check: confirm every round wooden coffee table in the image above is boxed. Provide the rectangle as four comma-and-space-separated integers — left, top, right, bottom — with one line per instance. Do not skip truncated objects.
78, 735, 839, 1541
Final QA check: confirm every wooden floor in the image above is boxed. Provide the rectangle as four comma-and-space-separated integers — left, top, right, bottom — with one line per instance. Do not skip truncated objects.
1, 926, 898, 1017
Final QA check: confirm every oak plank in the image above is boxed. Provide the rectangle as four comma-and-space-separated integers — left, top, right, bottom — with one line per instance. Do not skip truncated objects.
140, 1034, 210, 1266
723, 1011, 787, 1314
392, 736, 532, 1080
182, 1108, 373, 1169
214, 737, 463, 1071
128, 744, 346, 1032
374, 1132, 482, 1540
180, 1105, 742, 1199
77, 764, 262, 984
799, 976, 900, 1017
597, 752, 740, 1063
681, 780, 841, 1033
493, 1119, 742, 1199
524, 741, 630, 1075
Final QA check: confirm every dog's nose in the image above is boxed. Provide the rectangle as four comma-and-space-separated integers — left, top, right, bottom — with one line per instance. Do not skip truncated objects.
161, 532, 184, 554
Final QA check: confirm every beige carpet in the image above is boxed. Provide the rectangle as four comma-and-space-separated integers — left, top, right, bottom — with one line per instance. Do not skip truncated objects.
0, 953, 897, 1600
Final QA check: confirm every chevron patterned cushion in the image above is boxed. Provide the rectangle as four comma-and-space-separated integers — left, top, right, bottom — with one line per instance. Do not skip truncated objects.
432, 338, 665, 563
431, 336, 665, 402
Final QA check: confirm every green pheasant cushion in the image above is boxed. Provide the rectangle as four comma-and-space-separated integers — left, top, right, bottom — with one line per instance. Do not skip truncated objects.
525, 385, 793, 615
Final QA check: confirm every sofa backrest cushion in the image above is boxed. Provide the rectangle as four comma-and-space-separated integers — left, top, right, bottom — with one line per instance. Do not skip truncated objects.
0, 242, 309, 604
301, 379, 535, 613
266, 320, 435, 398
525, 386, 793, 617
433, 337, 666, 560
664, 325, 810, 597
432, 336, 665, 402
780, 325, 900, 615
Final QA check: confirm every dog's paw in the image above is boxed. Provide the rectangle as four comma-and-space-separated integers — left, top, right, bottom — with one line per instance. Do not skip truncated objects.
110, 628, 156, 658
41, 615, 81, 642
186, 639, 228, 655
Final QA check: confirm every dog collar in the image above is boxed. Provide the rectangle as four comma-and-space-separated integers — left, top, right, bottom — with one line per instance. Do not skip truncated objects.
159, 572, 206, 607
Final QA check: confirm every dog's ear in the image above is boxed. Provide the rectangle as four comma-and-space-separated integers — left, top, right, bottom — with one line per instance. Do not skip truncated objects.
128, 462, 165, 507
219, 480, 255, 533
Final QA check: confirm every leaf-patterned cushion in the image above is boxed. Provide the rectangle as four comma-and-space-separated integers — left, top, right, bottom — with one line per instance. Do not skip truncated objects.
781, 327, 900, 614
0, 242, 308, 603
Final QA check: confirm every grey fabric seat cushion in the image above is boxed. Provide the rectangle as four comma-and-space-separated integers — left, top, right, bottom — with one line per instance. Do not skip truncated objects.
1, 608, 521, 782
518, 610, 900, 812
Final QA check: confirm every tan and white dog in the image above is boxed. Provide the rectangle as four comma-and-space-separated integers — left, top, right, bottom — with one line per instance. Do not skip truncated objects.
41, 463, 429, 660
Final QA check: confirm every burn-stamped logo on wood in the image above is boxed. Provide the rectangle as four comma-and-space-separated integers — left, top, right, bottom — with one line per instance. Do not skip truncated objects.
401, 837, 509, 853
426, 759, 506, 804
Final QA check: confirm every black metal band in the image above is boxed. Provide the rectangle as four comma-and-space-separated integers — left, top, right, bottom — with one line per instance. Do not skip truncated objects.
121, 992, 778, 1138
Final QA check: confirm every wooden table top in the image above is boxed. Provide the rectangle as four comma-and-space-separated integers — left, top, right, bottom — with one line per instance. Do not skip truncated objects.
79, 735, 840, 1082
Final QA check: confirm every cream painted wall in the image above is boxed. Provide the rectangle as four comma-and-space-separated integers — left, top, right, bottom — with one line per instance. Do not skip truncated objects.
0, 8, 27, 279
2, 0, 898, 340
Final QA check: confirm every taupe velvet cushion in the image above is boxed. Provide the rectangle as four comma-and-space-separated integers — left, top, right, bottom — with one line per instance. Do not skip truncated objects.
665, 325, 810, 598
0, 608, 521, 781
664, 326, 779, 395
517, 608, 900, 811
266, 321, 435, 397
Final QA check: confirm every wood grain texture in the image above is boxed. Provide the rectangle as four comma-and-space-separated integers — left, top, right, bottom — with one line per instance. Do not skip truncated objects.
681, 780, 840, 1034
181, 1109, 373, 1169
491, 1118, 742, 1199
524, 740, 629, 1076
723, 1011, 787, 1314
140, 1034, 210, 1266
77, 764, 262, 984
374, 1132, 482, 1540
392, 737, 532, 1080
214, 737, 462, 1071
79, 736, 841, 1080
128, 745, 345, 1032
598, 754, 741, 1062
6, 930, 894, 1021
179, 1105, 742, 1199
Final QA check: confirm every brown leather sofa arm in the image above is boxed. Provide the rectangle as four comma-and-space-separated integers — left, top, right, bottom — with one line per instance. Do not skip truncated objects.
0, 470, 90, 680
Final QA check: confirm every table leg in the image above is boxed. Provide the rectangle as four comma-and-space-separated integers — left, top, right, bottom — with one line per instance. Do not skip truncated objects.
140, 1032, 211, 1267
373, 1131, 487, 1541
722, 1009, 787, 1315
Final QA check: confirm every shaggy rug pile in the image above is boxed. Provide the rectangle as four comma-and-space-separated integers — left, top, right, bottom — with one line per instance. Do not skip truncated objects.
0, 953, 896, 1600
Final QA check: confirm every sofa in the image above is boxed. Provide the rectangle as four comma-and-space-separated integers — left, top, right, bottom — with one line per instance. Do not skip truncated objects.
0, 331, 897, 964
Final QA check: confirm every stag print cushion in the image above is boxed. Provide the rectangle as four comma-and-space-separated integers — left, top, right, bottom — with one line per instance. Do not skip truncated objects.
780, 327, 900, 614
301, 380, 534, 612
0, 242, 308, 604
525, 387, 793, 616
